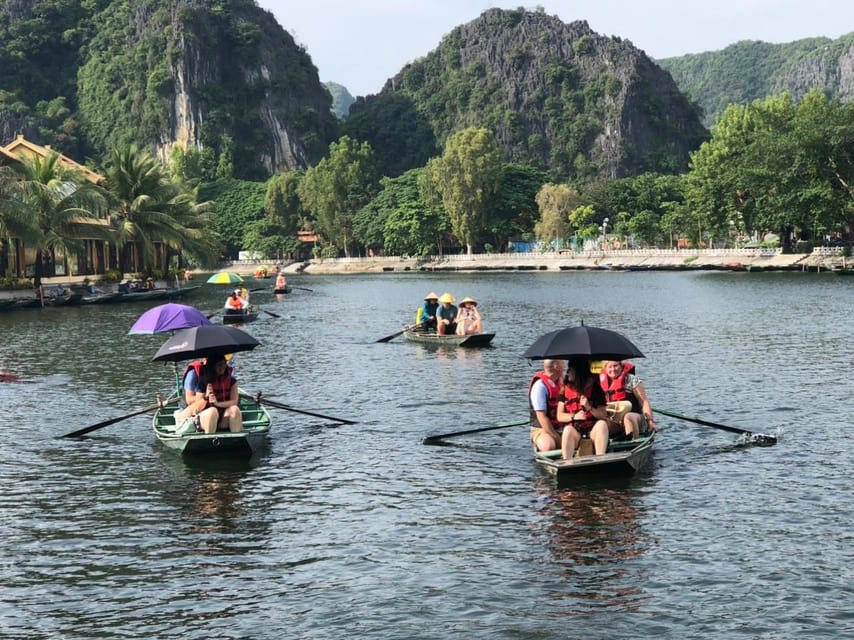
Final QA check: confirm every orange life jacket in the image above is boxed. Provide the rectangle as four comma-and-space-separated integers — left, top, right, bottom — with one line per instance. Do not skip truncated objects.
599, 362, 641, 412
562, 378, 598, 431
528, 371, 561, 427
227, 295, 243, 309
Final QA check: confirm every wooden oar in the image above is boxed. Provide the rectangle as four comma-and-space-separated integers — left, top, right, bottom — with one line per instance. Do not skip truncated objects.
206, 309, 222, 319
655, 408, 757, 436
376, 322, 423, 343
422, 420, 528, 445
61, 396, 177, 438
291, 286, 313, 292
248, 395, 357, 425
259, 308, 281, 318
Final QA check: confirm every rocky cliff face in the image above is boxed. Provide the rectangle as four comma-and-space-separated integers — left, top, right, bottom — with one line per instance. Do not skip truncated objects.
1, 0, 338, 177
143, 0, 337, 175
372, 8, 707, 180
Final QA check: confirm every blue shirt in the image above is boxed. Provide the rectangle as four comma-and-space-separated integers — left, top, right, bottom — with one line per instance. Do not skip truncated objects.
437, 303, 458, 322
420, 300, 439, 320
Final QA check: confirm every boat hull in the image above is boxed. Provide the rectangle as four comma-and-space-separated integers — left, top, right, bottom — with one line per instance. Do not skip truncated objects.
222, 307, 258, 324
403, 329, 495, 347
273, 286, 292, 294
534, 433, 655, 477
152, 395, 271, 457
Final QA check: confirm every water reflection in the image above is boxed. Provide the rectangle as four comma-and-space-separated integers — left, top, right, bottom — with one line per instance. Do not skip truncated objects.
534, 476, 647, 609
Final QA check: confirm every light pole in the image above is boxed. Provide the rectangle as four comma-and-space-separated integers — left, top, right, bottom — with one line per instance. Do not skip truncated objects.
601, 217, 609, 250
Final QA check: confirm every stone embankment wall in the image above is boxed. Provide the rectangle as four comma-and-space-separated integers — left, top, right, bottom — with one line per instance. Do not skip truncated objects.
285, 248, 848, 275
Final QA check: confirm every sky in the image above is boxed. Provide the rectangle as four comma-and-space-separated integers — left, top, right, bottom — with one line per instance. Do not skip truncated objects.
258, 0, 854, 97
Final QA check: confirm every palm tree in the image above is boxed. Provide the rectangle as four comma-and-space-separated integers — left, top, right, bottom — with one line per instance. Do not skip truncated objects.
12, 153, 109, 288
0, 163, 38, 278
103, 145, 220, 275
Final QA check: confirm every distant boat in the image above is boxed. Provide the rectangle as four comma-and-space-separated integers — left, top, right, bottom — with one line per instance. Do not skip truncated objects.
403, 328, 495, 348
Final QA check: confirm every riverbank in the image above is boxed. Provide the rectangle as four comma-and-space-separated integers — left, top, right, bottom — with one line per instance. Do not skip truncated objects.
275, 248, 849, 275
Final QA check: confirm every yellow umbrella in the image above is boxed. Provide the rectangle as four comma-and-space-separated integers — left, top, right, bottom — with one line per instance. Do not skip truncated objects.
206, 271, 244, 285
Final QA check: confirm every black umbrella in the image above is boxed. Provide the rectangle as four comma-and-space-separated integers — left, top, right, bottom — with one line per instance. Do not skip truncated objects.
521, 325, 644, 360
152, 325, 260, 362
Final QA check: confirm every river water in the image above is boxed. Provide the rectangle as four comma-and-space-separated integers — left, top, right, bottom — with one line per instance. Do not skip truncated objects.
0, 271, 851, 639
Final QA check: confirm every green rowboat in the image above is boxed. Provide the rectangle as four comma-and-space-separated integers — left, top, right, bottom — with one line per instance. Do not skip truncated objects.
403, 328, 495, 347
152, 394, 271, 456
534, 432, 655, 477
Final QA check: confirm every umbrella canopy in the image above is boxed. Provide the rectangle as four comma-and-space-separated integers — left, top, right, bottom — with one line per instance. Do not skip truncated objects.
521, 325, 645, 361
128, 303, 212, 334
152, 325, 260, 362
206, 271, 244, 285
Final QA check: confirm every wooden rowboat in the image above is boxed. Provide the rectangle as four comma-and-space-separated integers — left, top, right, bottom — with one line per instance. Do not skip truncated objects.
222, 306, 258, 324
534, 432, 655, 477
403, 328, 495, 347
152, 394, 271, 456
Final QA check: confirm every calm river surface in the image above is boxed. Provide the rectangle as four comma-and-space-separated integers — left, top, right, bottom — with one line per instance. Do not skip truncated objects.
1, 271, 852, 639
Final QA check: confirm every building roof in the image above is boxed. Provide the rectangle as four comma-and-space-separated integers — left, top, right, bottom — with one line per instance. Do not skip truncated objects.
0, 134, 104, 184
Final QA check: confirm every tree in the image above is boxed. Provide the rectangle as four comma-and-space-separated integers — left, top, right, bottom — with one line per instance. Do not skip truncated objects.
298, 136, 378, 257
487, 163, 548, 251
427, 127, 503, 254
243, 170, 305, 260
353, 168, 448, 257
534, 183, 581, 250
103, 145, 218, 274
13, 152, 109, 287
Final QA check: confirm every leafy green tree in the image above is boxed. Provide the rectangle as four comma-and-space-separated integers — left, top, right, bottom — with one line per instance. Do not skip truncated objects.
12, 152, 110, 287
298, 136, 378, 257
243, 170, 305, 260
427, 127, 502, 254
487, 163, 548, 251
198, 178, 268, 259
103, 145, 218, 274
354, 168, 448, 256
534, 183, 581, 249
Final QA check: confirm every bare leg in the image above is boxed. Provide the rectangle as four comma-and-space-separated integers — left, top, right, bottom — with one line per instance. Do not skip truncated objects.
224, 406, 243, 433
590, 420, 610, 455
534, 432, 557, 453
561, 427, 581, 459
198, 407, 219, 434
624, 412, 642, 439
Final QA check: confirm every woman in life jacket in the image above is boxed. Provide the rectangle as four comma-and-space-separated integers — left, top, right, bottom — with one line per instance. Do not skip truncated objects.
176, 356, 243, 434
225, 289, 247, 310
599, 360, 656, 439
556, 357, 609, 459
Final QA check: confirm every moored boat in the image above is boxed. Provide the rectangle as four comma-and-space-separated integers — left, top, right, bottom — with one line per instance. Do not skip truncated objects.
222, 305, 258, 324
534, 432, 655, 477
152, 394, 271, 456
118, 286, 201, 302
80, 291, 124, 304
403, 328, 495, 347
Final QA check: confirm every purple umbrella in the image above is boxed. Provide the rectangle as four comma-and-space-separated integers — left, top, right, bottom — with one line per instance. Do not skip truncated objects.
128, 303, 212, 334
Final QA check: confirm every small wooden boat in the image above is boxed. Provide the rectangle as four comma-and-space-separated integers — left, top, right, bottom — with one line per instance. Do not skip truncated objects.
80, 291, 124, 304
403, 328, 495, 347
534, 432, 655, 477
152, 394, 272, 456
118, 286, 201, 302
222, 305, 258, 324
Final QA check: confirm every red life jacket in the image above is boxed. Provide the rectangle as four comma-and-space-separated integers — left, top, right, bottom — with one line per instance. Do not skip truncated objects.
528, 371, 561, 427
599, 361, 635, 402
227, 295, 243, 309
184, 361, 234, 403
562, 378, 598, 431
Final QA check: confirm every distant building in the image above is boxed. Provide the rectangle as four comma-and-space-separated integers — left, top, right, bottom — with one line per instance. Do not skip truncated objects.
0, 134, 113, 281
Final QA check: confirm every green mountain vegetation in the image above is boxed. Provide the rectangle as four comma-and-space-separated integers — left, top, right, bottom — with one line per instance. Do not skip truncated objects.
658, 33, 854, 127
0, 0, 339, 179
345, 8, 708, 182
